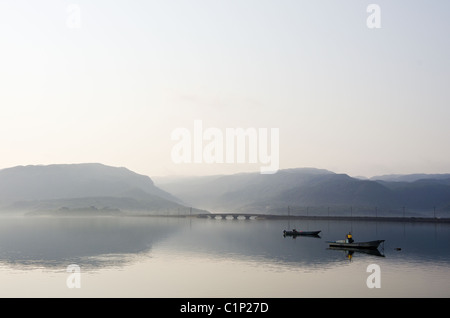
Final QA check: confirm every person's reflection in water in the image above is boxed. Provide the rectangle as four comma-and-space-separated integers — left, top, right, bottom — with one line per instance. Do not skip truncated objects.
346, 250, 354, 262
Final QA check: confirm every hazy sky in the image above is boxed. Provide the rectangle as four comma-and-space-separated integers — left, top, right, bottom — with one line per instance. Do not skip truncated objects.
1, 0, 449, 178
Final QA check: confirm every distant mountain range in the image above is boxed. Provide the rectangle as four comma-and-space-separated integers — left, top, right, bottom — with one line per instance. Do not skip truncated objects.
155, 168, 450, 216
1, 164, 449, 217
370, 173, 450, 183
0, 163, 206, 216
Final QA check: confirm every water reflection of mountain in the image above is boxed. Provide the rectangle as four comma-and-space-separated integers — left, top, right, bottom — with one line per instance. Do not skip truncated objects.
1, 217, 449, 272
0, 216, 182, 270
162, 219, 377, 268
162, 219, 450, 268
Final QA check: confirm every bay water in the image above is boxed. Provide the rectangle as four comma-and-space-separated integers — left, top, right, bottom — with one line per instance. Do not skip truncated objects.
0, 215, 449, 298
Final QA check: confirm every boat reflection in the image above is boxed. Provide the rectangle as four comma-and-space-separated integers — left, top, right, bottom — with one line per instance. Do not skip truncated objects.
327, 246, 385, 261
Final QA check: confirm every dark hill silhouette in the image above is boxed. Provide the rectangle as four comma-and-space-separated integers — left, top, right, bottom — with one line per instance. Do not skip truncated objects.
2, 164, 449, 217
0, 163, 206, 215
155, 168, 450, 215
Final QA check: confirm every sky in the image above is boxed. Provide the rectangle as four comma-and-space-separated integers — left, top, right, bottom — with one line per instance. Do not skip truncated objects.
0, 0, 449, 178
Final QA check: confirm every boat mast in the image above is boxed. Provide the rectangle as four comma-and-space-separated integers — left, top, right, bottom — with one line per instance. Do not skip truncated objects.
287, 206, 290, 230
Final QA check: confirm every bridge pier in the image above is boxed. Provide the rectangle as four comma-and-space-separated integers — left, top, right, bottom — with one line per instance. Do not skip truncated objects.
196, 213, 259, 220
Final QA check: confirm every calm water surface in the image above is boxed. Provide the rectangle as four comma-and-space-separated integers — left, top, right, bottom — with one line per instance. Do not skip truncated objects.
0, 216, 449, 297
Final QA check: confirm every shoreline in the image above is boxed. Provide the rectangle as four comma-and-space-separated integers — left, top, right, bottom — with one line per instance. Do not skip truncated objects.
141, 213, 450, 223
258, 214, 450, 223
11, 212, 450, 223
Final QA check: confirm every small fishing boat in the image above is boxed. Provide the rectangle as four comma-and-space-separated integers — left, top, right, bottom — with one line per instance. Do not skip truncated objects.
283, 230, 321, 237
327, 239, 385, 249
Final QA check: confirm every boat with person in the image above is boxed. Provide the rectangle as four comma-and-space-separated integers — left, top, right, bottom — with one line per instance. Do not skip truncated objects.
327, 232, 384, 249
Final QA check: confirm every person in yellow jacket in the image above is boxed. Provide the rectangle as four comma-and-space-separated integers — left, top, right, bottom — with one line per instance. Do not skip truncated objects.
346, 232, 354, 244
